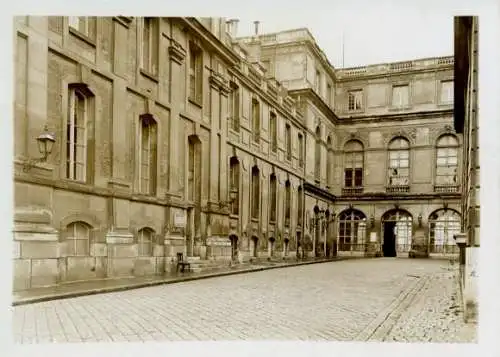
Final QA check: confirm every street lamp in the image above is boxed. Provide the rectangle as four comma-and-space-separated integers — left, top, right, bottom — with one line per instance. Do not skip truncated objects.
23, 125, 56, 172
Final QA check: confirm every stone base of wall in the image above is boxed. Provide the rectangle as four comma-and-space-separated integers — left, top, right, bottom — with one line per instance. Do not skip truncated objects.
462, 247, 479, 323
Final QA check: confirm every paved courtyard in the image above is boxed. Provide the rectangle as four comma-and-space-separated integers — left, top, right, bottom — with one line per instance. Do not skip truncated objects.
12, 258, 477, 343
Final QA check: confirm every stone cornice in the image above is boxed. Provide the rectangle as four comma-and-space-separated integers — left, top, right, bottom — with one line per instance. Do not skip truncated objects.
288, 88, 340, 125
167, 36, 187, 65
336, 109, 454, 125
178, 17, 240, 67
336, 192, 461, 201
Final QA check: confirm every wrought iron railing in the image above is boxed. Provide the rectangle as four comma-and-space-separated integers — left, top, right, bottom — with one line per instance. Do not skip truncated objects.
434, 184, 460, 193
342, 187, 364, 195
386, 185, 410, 193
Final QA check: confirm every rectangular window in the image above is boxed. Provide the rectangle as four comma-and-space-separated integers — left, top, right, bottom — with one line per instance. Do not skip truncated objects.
189, 43, 203, 103
327, 83, 332, 105
285, 124, 292, 161
298, 134, 304, 167
66, 89, 87, 182
315, 69, 321, 93
229, 81, 240, 131
440, 80, 453, 104
251, 169, 260, 219
285, 184, 291, 221
252, 99, 260, 142
229, 160, 239, 215
392, 85, 410, 108
269, 176, 277, 222
348, 90, 363, 111
141, 17, 159, 76
68, 16, 95, 39
270, 112, 277, 152
139, 116, 157, 195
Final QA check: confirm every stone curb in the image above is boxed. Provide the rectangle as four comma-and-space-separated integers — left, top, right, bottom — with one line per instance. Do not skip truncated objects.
12, 256, 368, 306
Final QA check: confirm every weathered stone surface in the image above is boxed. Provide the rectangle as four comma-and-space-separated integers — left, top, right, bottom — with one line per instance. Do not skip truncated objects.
30, 259, 58, 288
20, 241, 60, 259
107, 258, 135, 277
107, 244, 137, 258
12, 259, 31, 291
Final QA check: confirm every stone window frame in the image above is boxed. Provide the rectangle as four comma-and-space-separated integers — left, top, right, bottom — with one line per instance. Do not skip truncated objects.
229, 156, 240, 216
298, 133, 304, 167
188, 41, 203, 105
387, 136, 411, 187
251, 166, 260, 221
137, 114, 158, 196
269, 111, 278, 153
347, 88, 364, 112
285, 122, 292, 161
228, 81, 240, 132
68, 16, 97, 45
269, 173, 277, 223
390, 82, 412, 110
343, 140, 364, 188
140, 17, 160, 78
251, 97, 261, 143
137, 227, 155, 257
326, 135, 334, 188
314, 125, 321, 182
297, 185, 303, 226
438, 79, 454, 105
435, 134, 459, 187
337, 209, 367, 252
66, 84, 94, 183
65, 221, 92, 257
284, 180, 291, 224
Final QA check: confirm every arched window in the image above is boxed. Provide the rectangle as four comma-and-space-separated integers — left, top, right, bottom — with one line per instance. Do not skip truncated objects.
137, 227, 154, 256
326, 136, 333, 188
269, 173, 277, 222
285, 180, 291, 225
338, 210, 367, 252
251, 166, 260, 219
429, 209, 461, 254
388, 137, 410, 191
66, 221, 91, 256
435, 135, 459, 191
297, 185, 303, 226
229, 157, 239, 215
315, 126, 321, 181
343, 140, 364, 192
139, 114, 158, 195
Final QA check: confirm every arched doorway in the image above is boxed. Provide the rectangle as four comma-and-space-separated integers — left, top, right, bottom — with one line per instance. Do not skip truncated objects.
429, 209, 461, 256
251, 236, 258, 257
229, 235, 238, 261
381, 209, 413, 257
338, 209, 366, 253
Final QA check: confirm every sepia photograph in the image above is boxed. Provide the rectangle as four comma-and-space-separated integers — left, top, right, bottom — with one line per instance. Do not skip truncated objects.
9, 1, 493, 352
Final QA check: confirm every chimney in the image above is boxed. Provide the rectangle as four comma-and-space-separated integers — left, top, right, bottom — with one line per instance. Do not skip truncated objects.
226, 19, 239, 38
254, 21, 260, 36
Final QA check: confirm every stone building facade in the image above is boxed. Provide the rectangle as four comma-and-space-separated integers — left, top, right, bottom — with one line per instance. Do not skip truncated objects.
237, 28, 461, 259
13, 16, 461, 291
453, 16, 479, 322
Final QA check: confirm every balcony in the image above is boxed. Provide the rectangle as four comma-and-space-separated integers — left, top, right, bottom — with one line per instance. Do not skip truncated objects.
342, 187, 364, 195
434, 184, 460, 193
386, 185, 410, 193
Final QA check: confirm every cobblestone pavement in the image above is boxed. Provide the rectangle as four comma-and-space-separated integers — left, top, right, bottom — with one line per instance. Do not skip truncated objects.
11, 258, 477, 343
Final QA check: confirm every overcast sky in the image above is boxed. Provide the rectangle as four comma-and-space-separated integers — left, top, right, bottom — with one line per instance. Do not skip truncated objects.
234, 5, 454, 69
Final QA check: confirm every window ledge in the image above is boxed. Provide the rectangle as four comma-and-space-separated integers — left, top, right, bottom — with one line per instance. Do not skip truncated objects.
188, 97, 202, 108
347, 109, 364, 114
229, 214, 239, 219
228, 127, 240, 135
69, 27, 96, 47
140, 68, 159, 83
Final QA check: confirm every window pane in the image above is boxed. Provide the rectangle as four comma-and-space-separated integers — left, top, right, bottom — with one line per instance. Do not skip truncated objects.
75, 239, 89, 256
399, 159, 409, 168
399, 150, 409, 159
